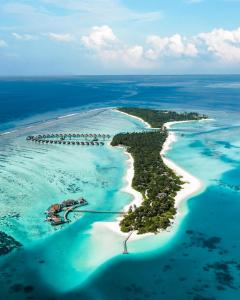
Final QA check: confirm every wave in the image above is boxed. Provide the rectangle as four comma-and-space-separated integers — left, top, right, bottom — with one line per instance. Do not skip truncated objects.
57, 113, 79, 119
0, 130, 17, 136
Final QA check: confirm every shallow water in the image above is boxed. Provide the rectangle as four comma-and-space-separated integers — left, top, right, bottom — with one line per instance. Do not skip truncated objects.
0, 76, 240, 299
76, 112, 240, 300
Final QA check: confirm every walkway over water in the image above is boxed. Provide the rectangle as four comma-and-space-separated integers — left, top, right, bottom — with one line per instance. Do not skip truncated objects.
64, 208, 125, 223
74, 209, 126, 215
123, 232, 133, 254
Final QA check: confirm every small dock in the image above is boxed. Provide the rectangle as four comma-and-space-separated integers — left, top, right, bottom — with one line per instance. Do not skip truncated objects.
123, 232, 133, 254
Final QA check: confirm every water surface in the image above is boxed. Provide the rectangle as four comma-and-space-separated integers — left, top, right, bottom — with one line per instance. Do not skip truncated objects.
0, 75, 239, 300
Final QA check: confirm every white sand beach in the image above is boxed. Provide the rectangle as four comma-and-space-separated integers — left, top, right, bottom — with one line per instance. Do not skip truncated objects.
162, 121, 203, 211
94, 113, 204, 240
112, 108, 151, 129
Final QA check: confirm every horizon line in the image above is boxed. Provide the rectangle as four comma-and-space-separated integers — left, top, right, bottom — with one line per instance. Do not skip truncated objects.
0, 74, 240, 78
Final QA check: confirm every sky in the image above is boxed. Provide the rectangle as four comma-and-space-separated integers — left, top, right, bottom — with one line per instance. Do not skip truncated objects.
0, 0, 240, 75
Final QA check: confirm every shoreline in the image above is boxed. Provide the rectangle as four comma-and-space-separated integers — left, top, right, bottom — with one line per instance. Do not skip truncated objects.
112, 108, 151, 129
96, 111, 204, 240
162, 121, 203, 211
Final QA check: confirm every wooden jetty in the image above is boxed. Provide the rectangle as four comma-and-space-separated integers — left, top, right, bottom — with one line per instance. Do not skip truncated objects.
123, 232, 133, 254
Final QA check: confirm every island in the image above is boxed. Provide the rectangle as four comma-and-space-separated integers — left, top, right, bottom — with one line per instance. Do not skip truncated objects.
111, 107, 207, 234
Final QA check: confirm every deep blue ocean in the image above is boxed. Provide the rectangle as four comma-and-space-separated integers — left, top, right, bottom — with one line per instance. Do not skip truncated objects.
0, 75, 239, 130
0, 75, 240, 300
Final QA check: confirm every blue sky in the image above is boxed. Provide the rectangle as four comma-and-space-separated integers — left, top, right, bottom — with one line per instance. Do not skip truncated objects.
0, 0, 240, 75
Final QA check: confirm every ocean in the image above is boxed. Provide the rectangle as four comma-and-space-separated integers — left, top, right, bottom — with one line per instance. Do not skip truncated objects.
0, 75, 239, 300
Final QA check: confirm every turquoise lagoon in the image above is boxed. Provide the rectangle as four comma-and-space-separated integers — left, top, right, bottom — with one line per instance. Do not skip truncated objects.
0, 105, 240, 300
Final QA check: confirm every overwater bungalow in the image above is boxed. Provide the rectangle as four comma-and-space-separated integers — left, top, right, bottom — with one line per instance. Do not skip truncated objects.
50, 140, 53, 144
48, 215, 64, 226
100, 142, 104, 145
86, 142, 89, 145
62, 199, 78, 207
81, 142, 85, 145
67, 141, 71, 145
54, 141, 58, 144
78, 198, 88, 205
71, 141, 75, 145
91, 142, 94, 145
46, 203, 61, 215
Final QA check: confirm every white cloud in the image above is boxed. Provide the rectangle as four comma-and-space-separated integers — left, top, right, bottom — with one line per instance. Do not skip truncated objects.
81, 26, 199, 69
81, 25, 118, 50
81, 26, 148, 68
146, 34, 198, 60
0, 39, 7, 48
198, 27, 240, 62
12, 32, 38, 41
47, 32, 75, 43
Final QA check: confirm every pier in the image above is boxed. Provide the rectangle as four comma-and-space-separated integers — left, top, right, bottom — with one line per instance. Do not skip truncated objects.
123, 232, 133, 254
45, 198, 126, 226
26, 133, 111, 146
73, 209, 126, 214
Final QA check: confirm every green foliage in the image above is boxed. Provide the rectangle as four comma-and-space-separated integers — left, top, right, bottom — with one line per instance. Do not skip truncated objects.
118, 107, 207, 129
111, 107, 206, 234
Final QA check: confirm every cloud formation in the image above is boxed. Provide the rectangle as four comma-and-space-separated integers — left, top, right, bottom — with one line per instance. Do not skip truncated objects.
81, 25, 148, 68
12, 32, 38, 41
198, 27, 240, 62
81, 26, 118, 50
146, 34, 198, 60
80, 25, 240, 69
47, 32, 75, 43
81, 26, 198, 68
